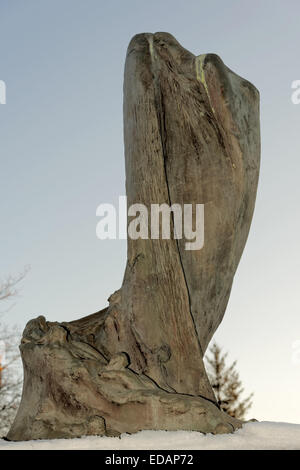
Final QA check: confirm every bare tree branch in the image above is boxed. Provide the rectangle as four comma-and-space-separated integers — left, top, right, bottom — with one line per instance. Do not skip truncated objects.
0, 269, 28, 435
0, 266, 30, 314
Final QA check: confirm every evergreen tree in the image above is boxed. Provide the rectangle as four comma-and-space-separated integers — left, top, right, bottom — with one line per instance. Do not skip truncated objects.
205, 342, 253, 419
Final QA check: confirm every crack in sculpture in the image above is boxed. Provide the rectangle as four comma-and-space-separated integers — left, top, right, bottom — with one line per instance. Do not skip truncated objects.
7, 32, 260, 440
152, 46, 202, 359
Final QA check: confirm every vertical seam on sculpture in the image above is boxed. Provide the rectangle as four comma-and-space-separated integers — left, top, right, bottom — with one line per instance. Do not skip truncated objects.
149, 36, 204, 359
195, 55, 237, 172
195, 54, 215, 115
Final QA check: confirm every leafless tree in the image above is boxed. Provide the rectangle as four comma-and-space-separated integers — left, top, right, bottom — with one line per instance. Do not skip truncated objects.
0, 269, 28, 436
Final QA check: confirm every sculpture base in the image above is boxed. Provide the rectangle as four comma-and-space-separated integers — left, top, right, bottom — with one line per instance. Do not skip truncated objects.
7, 316, 241, 441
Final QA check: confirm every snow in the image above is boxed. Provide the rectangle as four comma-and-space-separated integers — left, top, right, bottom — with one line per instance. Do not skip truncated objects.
1, 422, 300, 450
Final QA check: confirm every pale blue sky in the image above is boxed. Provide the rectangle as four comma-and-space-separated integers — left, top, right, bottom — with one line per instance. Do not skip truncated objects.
0, 0, 300, 423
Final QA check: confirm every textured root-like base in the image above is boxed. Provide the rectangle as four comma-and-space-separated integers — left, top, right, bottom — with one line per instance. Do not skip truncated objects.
7, 316, 241, 441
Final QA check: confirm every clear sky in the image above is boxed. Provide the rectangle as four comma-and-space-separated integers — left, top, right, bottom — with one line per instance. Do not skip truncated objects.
0, 0, 299, 423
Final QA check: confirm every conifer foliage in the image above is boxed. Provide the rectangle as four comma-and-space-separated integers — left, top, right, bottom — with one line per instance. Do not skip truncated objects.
205, 342, 253, 419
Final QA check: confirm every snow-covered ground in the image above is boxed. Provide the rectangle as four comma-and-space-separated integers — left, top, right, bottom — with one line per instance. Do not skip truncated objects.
1, 422, 300, 450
